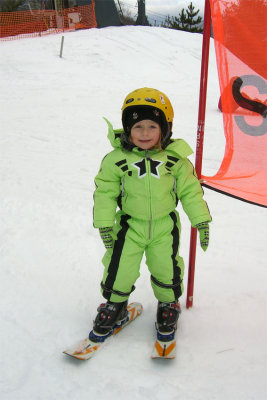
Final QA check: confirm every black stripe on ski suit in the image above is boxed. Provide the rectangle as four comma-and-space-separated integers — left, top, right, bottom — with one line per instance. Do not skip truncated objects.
102, 214, 131, 300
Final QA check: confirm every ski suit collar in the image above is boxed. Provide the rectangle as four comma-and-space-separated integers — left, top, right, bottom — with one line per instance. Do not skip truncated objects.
103, 117, 193, 159
104, 117, 123, 149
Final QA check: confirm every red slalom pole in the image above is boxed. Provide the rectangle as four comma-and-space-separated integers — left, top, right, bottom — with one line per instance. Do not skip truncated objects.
186, 0, 212, 309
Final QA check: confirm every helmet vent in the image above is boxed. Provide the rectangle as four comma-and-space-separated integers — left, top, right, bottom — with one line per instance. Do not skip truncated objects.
145, 97, 156, 103
126, 98, 134, 104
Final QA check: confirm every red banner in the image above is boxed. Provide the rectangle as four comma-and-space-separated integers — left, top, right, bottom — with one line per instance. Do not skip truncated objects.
203, 0, 267, 207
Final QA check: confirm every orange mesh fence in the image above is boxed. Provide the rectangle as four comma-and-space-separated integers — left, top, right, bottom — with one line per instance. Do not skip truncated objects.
0, 4, 97, 40
203, 0, 267, 207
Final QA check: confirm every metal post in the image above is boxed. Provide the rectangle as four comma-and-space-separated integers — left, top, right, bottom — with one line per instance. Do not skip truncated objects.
59, 35, 64, 58
186, 0, 212, 309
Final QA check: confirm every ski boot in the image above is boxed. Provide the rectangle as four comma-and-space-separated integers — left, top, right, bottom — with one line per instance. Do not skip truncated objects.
156, 301, 181, 341
89, 301, 128, 342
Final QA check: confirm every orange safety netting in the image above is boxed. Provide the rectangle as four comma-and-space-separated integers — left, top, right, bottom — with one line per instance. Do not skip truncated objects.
203, 0, 267, 207
0, 4, 97, 40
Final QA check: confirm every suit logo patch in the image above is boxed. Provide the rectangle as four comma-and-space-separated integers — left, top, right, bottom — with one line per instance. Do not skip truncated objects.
132, 158, 163, 179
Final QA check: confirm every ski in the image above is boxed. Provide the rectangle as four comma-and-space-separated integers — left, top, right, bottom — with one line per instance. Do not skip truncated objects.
151, 330, 176, 359
63, 302, 143, 360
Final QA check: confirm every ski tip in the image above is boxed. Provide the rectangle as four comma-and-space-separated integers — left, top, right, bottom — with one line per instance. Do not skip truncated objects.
151, 339, 176, 359
63, 350, 88, 360
63, 338, 101, 360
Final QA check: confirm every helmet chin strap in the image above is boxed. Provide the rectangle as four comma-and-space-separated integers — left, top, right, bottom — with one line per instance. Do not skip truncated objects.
161, 123, 172, 149
120, 130, 135, 151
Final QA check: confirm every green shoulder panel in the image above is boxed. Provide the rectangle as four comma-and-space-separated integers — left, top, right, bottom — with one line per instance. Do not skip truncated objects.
167, 139, 193, 159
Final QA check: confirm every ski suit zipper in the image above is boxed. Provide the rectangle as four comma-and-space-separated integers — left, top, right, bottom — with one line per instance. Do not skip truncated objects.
145, 151, 153, 240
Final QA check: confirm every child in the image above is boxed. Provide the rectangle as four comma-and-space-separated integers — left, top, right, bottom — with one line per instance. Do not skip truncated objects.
91, 87, 211, 340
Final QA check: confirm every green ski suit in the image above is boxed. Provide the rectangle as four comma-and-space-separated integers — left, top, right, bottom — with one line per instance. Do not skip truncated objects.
93, 119, 211, 303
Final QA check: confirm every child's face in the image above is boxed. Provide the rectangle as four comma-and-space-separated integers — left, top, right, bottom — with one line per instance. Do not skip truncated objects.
130, 119, 161, 150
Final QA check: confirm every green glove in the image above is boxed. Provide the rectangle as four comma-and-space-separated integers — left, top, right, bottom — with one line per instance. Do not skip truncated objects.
196, 222, 209, 251
99, 227, 114, 249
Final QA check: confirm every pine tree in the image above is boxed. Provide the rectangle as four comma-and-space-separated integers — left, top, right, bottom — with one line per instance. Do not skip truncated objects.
180, 2, 202, 32
162, 2, 203, 33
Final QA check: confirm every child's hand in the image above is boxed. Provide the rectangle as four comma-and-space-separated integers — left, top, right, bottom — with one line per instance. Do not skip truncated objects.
99, 227, 114, 249
196, 222, 209, 251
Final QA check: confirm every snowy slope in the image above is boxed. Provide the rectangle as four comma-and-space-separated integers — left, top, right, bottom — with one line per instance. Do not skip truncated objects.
0, 26, 266, 400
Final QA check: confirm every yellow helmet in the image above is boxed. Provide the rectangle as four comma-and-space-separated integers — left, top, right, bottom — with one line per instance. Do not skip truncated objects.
121, 87, 174, 149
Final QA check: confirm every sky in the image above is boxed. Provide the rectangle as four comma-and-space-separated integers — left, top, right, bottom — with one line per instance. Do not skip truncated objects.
119, 0, 205, 25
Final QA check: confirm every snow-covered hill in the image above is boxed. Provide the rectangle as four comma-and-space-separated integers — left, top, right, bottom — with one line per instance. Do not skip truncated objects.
0, 26, 266, 400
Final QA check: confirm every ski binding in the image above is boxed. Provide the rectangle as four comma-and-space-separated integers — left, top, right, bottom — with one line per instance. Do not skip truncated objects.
63, 302, 143, 360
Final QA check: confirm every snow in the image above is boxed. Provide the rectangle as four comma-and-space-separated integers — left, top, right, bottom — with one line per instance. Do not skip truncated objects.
0, 26, 266, 400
